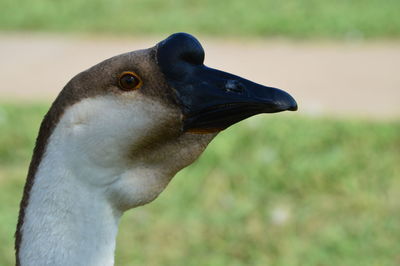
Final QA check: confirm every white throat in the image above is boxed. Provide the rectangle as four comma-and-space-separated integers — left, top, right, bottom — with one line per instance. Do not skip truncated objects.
18, 96, 215, 266
19, 132, 121, 266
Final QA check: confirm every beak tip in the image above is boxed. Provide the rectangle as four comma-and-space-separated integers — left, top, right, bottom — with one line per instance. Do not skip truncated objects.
277, 90, 298, 112
289, 102, 298, 111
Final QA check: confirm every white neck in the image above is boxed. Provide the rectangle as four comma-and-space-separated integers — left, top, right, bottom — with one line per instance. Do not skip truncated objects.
17, 113, 127, 266
19, 147, 122, 266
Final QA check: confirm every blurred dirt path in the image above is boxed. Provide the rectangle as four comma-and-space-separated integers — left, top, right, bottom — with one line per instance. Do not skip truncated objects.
1, 33, 399, 118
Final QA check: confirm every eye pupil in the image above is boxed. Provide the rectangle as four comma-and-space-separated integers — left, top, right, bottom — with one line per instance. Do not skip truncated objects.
119, 72, 142, 90
124, 75, 136, 85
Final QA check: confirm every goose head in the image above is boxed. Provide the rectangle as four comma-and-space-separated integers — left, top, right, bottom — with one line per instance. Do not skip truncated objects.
43, 32, 297, 211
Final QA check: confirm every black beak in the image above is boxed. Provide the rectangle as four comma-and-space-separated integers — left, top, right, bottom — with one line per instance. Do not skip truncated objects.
156, 33, 297, 132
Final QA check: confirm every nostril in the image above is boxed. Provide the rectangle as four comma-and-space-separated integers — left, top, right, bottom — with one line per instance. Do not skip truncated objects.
224, 80, 245, 94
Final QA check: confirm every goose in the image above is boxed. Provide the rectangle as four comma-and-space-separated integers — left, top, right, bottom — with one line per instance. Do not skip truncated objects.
15, 32, 297, 266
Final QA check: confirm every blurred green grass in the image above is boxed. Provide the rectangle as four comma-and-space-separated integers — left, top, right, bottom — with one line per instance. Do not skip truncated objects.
0, 0, 400, 39
1, 103, 400, 265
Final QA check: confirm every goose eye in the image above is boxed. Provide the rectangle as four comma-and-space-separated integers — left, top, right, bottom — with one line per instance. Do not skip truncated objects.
119, 72, 142, 91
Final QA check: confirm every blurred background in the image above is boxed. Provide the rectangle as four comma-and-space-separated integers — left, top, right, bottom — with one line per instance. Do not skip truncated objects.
0, 0, 399, 265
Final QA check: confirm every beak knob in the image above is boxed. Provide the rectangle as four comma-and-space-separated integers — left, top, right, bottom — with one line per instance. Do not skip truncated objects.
157, 33, 205, 80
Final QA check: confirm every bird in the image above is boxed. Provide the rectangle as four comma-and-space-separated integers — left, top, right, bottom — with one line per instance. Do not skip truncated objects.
15, 32, 297, 266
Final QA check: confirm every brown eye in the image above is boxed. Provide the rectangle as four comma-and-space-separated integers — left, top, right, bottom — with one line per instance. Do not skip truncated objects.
118, 72, 142, 91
